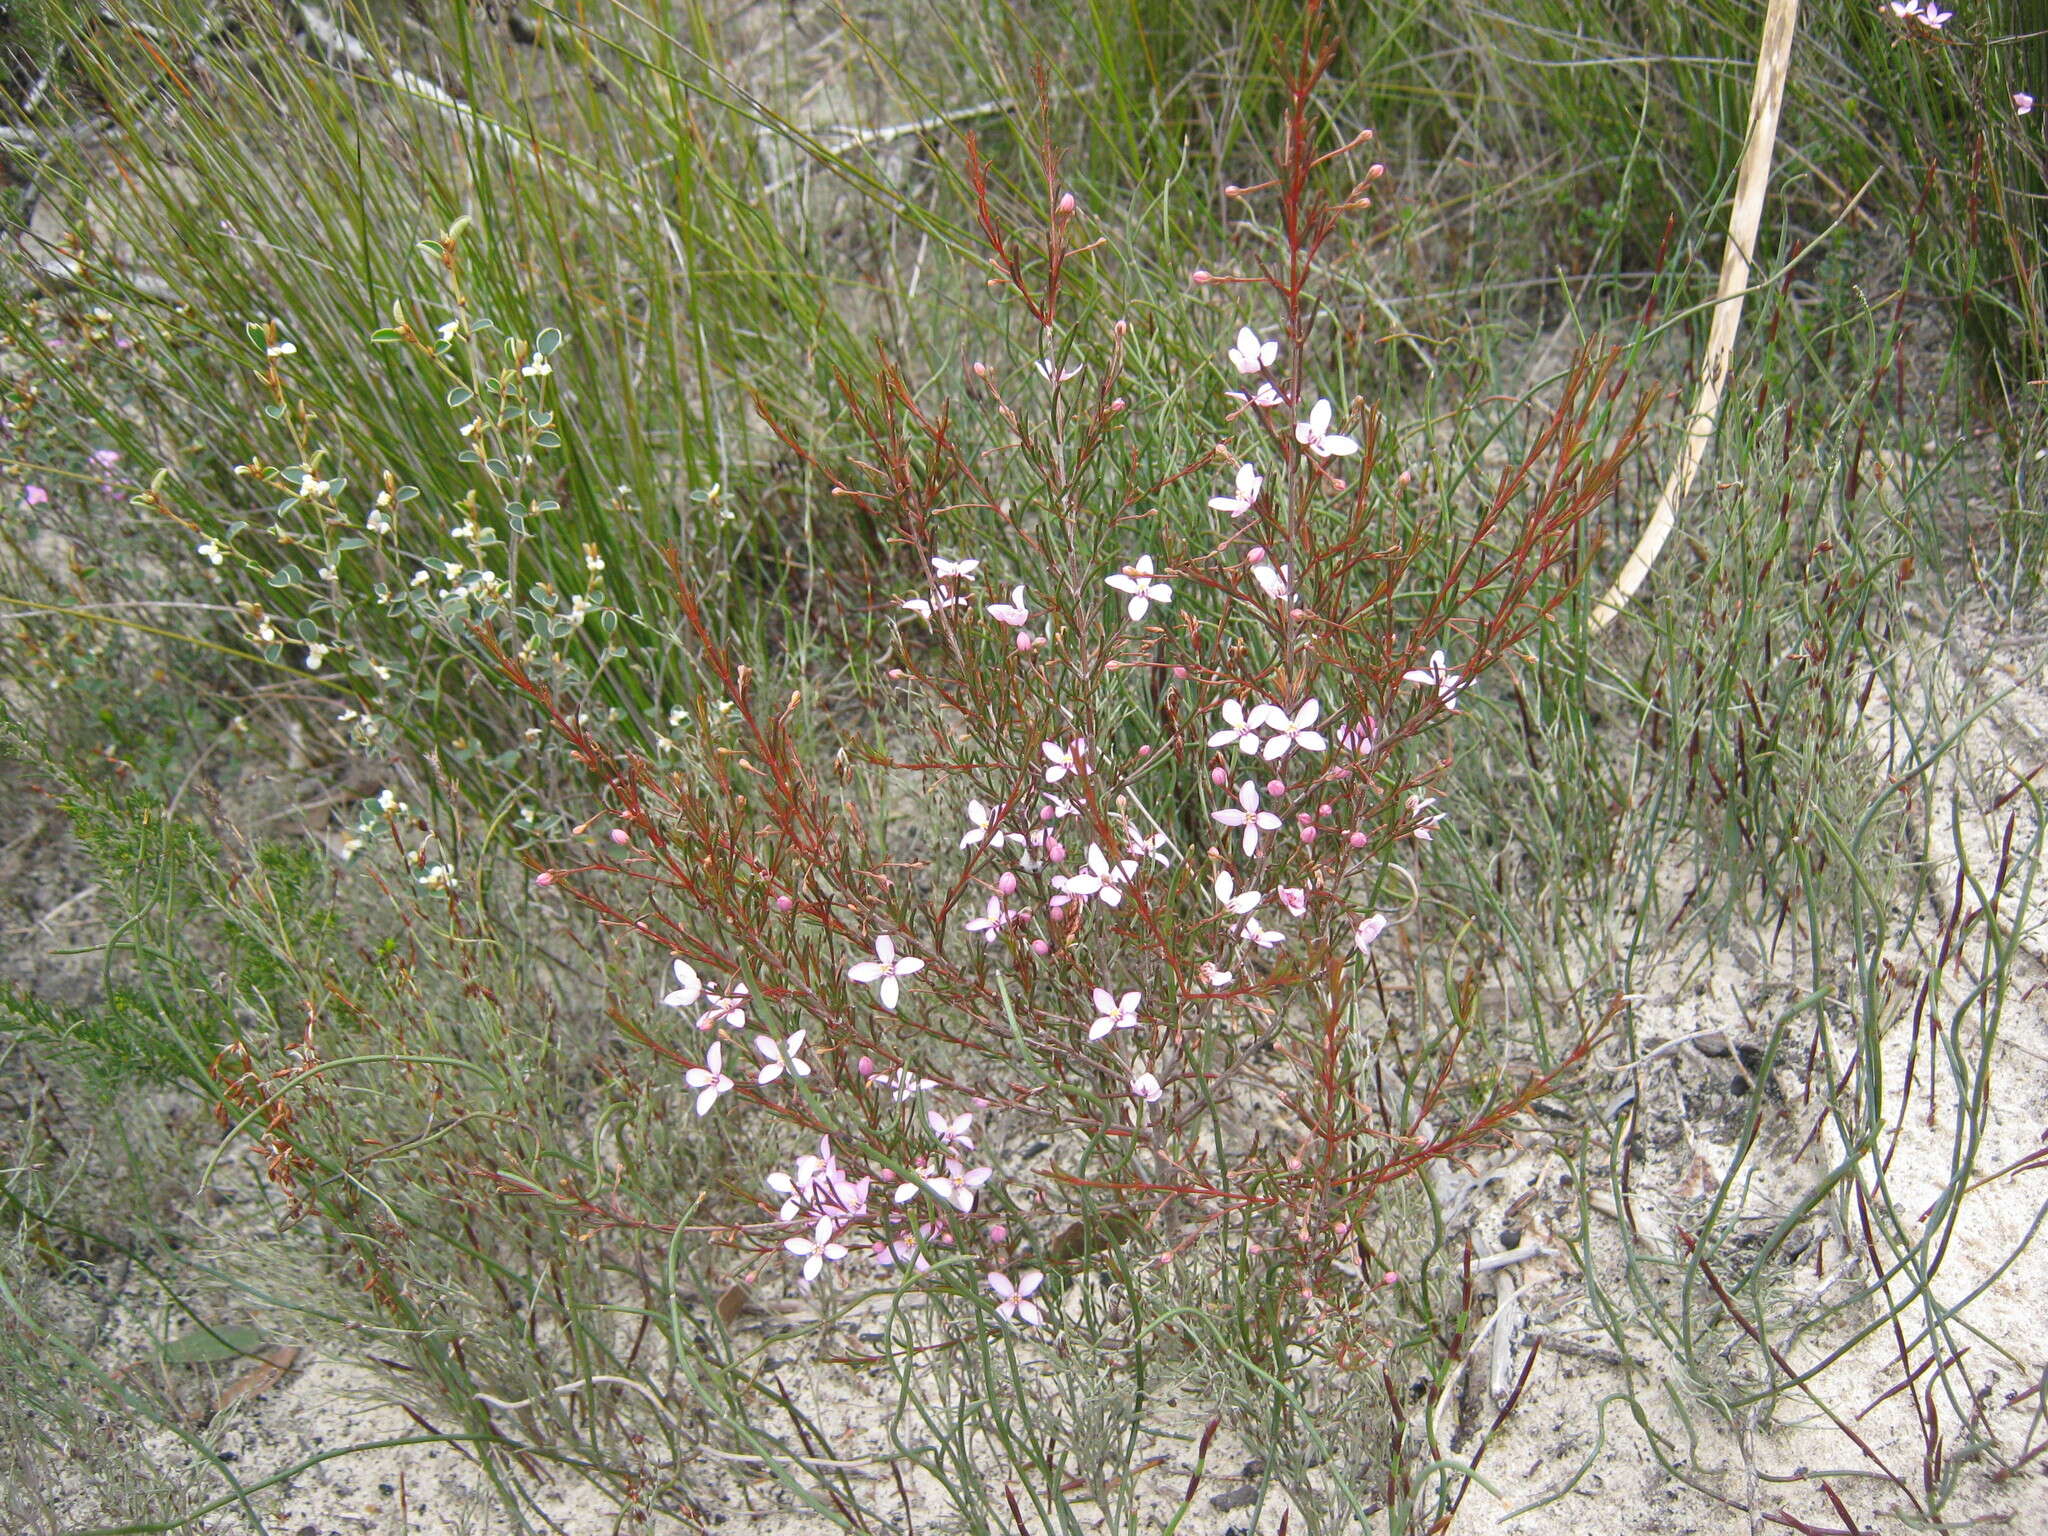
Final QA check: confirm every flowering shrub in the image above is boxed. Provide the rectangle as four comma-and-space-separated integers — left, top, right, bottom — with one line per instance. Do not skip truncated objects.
510, 21, 1646, 1400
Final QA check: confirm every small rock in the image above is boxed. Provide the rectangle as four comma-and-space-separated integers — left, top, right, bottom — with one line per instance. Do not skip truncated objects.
1212, 1485, 1259, 1512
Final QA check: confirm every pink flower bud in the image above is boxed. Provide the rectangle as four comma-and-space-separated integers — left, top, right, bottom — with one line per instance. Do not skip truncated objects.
971, 360, 990, 378
774, 894, 795, 912
1015, 631, 1033, 652
1300, 826, 1317, 843
1381, 1271, 1402, 1288
1056, 191, 1076, 213
858, 1056, 878, 1076
609, 828, 630, 845
1296, 812, 1313, 826
1040, 804, 1056, 821
1247, 545, 1267, 564
1396, 469, 1413, 487
1137, 743, 1151, 756
1348, 831, 1368, 849
534, 871, 555, 886
1210, 765, 1228, 787
1190, 268, 1213, 285
1030, 938, 1051, 956
1172, 665, 1189, 680
1319, 804, 1334, 818
1267, 778, 1285, 797
996, 872, 1018, 895
1367, 163, 1386, 179
988, 1223, 1008, 1242
1113, 318, 1129, 336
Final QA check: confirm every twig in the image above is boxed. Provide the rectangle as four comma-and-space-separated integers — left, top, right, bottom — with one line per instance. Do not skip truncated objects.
1588, 0, 1800, 630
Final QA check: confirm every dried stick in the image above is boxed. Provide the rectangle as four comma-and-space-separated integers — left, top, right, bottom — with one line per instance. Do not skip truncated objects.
1588, 0, 1800, 631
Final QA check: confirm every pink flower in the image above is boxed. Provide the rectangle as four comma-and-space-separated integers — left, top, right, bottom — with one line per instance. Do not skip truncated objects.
1041, 738, 1088, 784
785, 1215, 850, 1284
1088, 987, 1142, 1042
1052, 843, 1136, 909
1295, 398, 1360, 458
1106, 555, 1173, 621
987, 585, 1031, 626
1251, 698, 1327, 759
1226, 381, 1285, 409
1207, 700, 1265, 755
1209, 462, 1264, 517
1276, 886, 1308, 918
2017, 93, 2036, 115
1401, 649, 1466, 710
752, 1029, 811, 1086
1355, 913, 1389, 951
932, 556, 981, 581
1239, 914, 1286, 949
661, 959, 704, 1011
1130, 1071, 1163, 1105
1214, 869, 1261, 917
1919, 2, 1950, 26
1407, 794, 1447, 842
1228, 326, 1279, 375
928, 1109, 976, 1151
960, 798, 1024, 851
684, 1042, 734, 1116
847, 935, 925, 1010
1249, 557, 1293, 601
21, 485, 49, 507
1036, 357, 1084, 384
1212, 780, 1282, 855
987, 1269, 1046, 1326
964, 893, 1023, 942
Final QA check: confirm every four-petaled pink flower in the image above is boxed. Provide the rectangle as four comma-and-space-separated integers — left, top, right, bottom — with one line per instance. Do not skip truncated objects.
964, 894, 1022, 942
699, 982, 751, 1032
1207, 700, 1265, 755
1213, 780, 1282, 855
1295, 398, 1359, 458
1408, 793, 1447, 842
929, 1109, 976, 1151
1401, 649, 1466, 710
785, 1215, 849, 1284
1276, 886, 1308, 918
1052, 842, 1137, 909
1106, 556, 1173, 621
1240, 914, 1285, 949
752, 1029, 811, 1086
1088, 987, 1142, 1042
1228, 326, 1279, 375
960, 798, 1023, 851
1214, 869, 1261, 917
2017, 93, 2036, 115
848, 935, 924, 1010
1919, 1, 1950, 25
1252, 698, 1327, 759
1130, 1071, 1164, 1104
1250, 558, 1293, 601
1209, 462, 1264, 518
987, 585, 1031, 626
662, 959, 704, 1011
1227, 381, 1285, 409
1041, 738, 1088, 783
932, 556, 981, 581
684, 1042, 734, 1116
987, 1269, 1046, 1326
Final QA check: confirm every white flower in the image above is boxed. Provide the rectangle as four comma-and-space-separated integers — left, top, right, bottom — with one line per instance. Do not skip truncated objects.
1212, 780, 1282, 855
987, 585, 1031, 626
752, 1030, 811, 1086
1207, 700, 1265, 755
365, 510, 391, 534
964, 894, 1022, 942
197, 539, 226, 566
436, 319, 461, 344
1209, 462, 1264, 517
785, 1215, 849, 1284
521, 354, 552, 378
960, 798, 1024, 851
1053, 843, 1138, 909
1919, 1, 1950, 25
1250, 558, 1293, 601
1036, 357, 1084, 383
1228, 326, 1279, 375
684, 1042, 735, 1116
1105, 556, 1173, 621
1130, 1071, 1163, 1105
1088, 987, 1141, 1042
1887, 0, 1919, 15
1213, 869, 1261, 917
1355, 913, 1389, 951
899, 592, 966, 622
1408, 794, 1447, 842
1197, 961, 1235, 989
987, 1269, 1046, 1325
847, 935, 925, 1011
1251, 698, 1327, 759
698, 982, 752, 1033
1401, 650, 1466, 710
1041, 738, 1088, 784
303, 642, 330, 670
661, 960, 704, 1011
297, 472, 332, 499
1239, 914, 1286, 949
1294, 398, 1359, 458
875, 1067, 937, 1103
265, 340, 297, 359
932, 556, 982, 581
